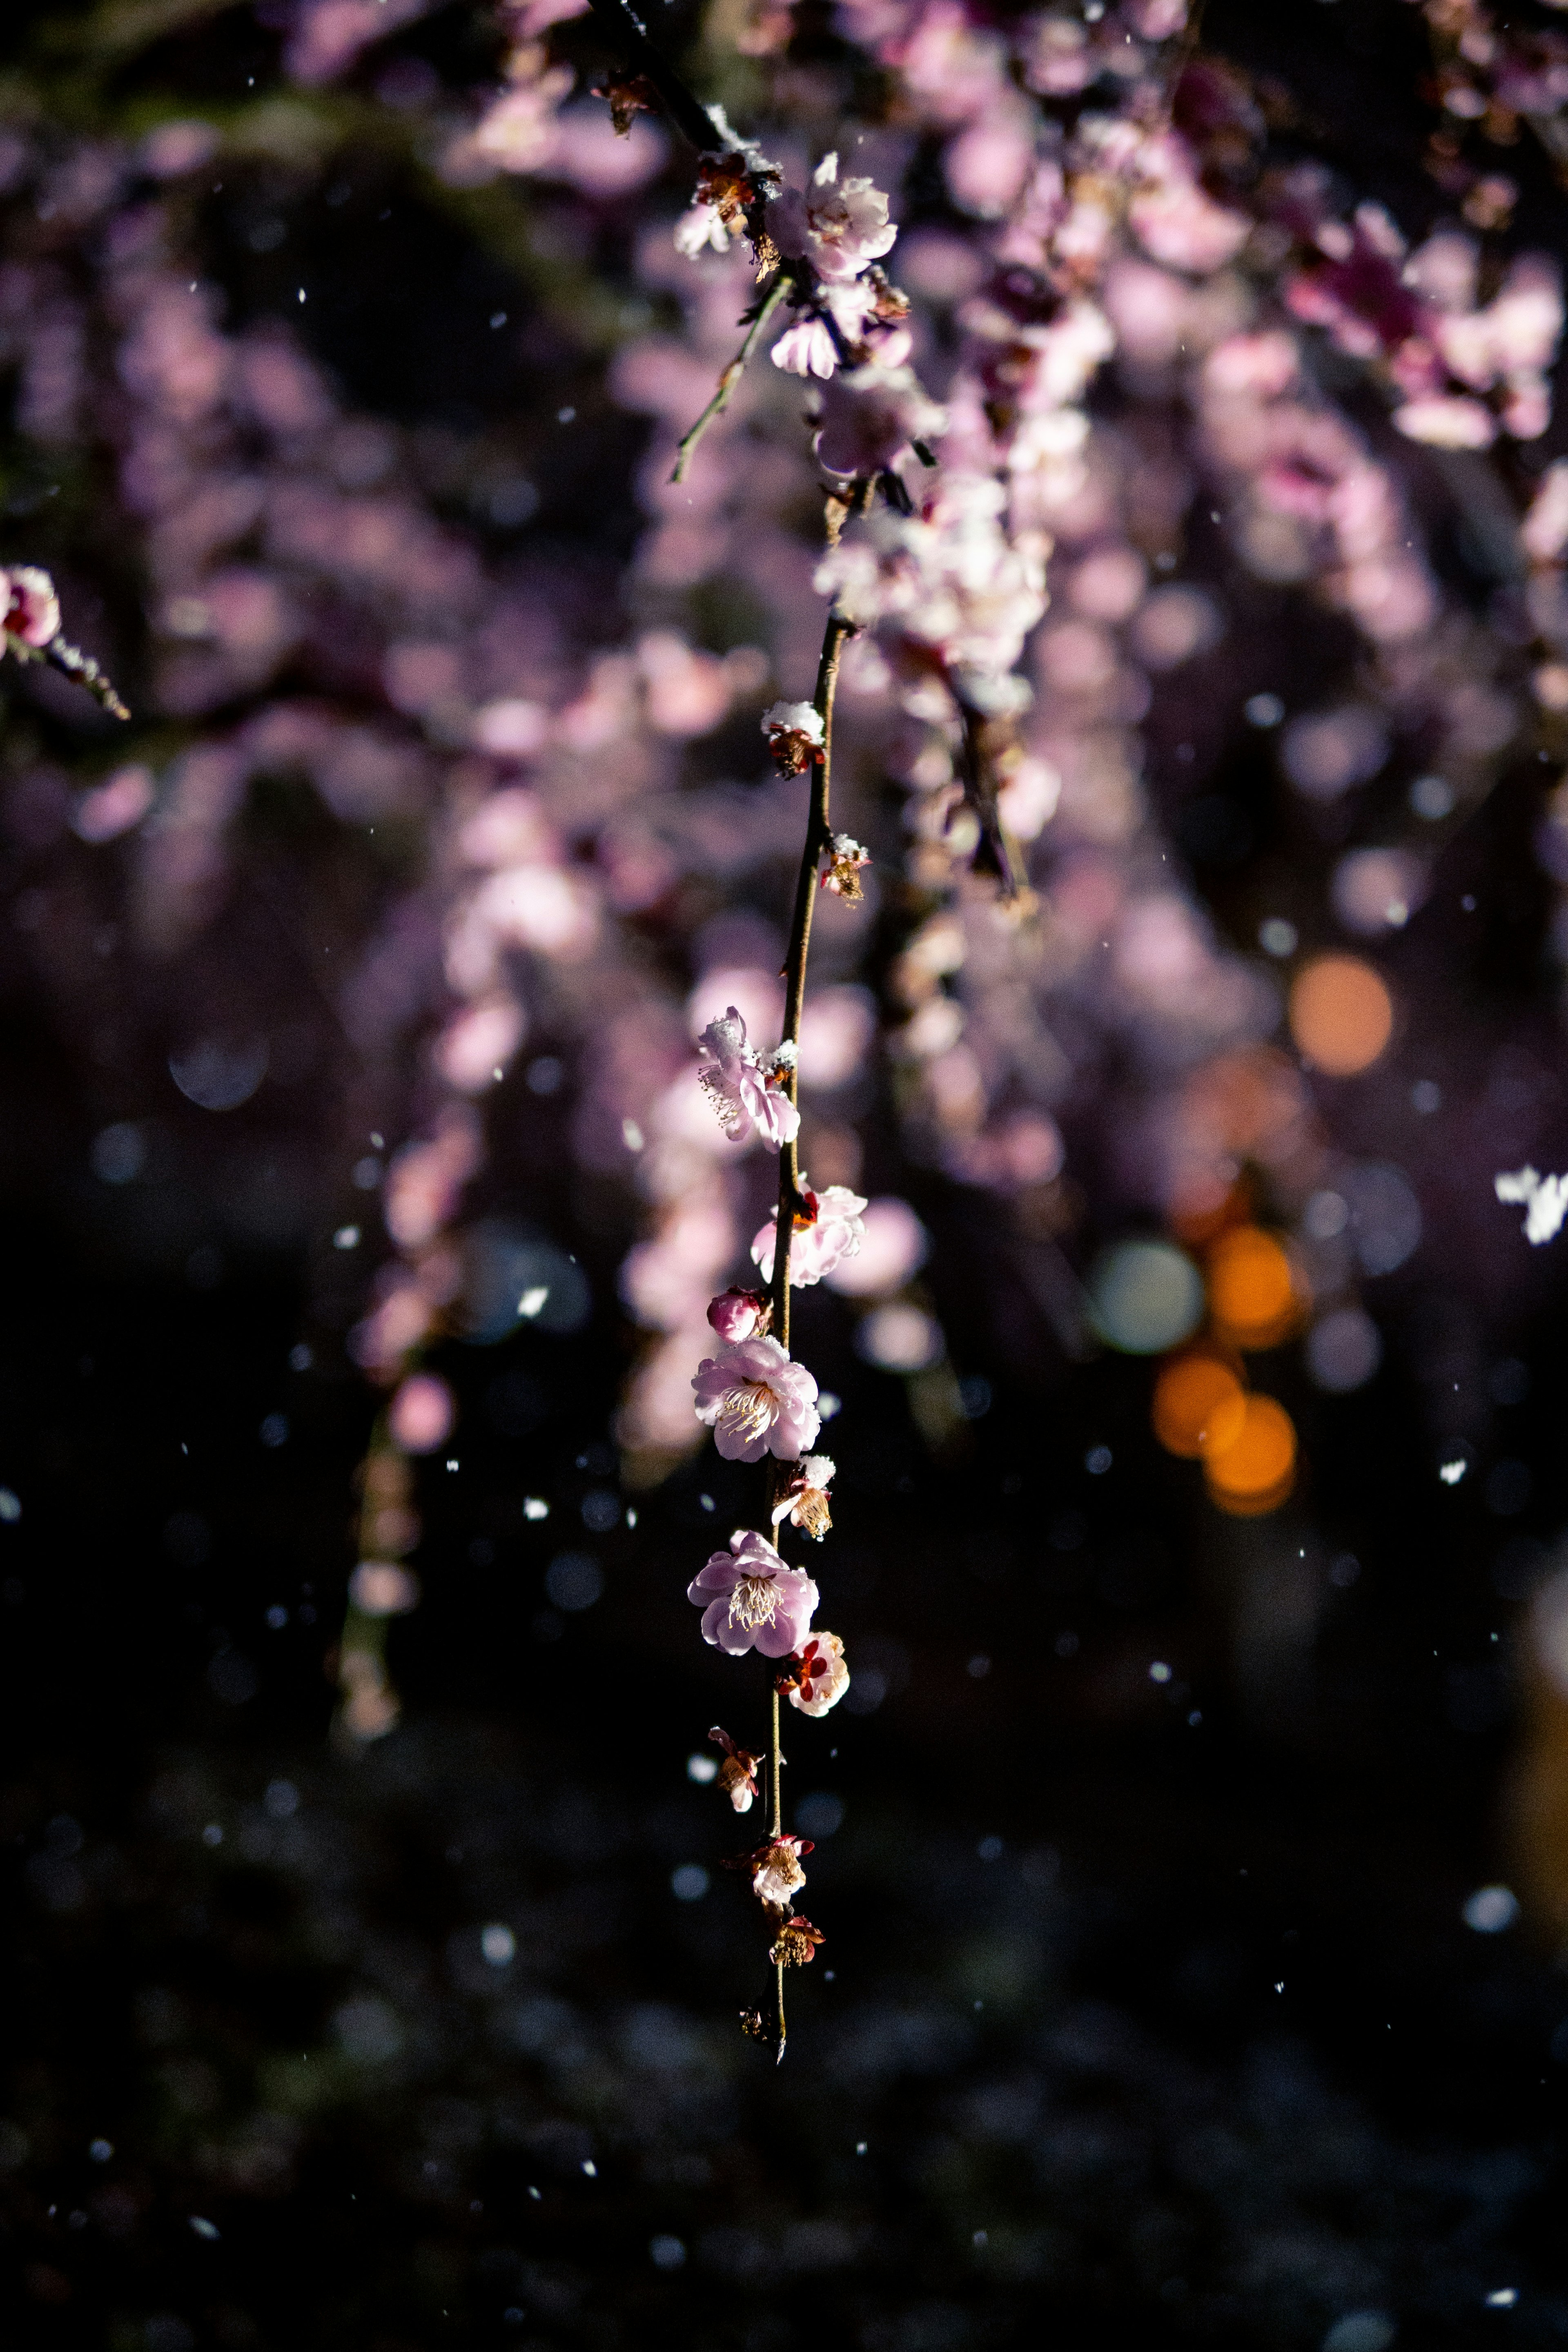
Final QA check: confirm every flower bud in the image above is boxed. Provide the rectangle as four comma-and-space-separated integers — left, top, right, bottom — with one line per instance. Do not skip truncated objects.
707, 1285, 771, 1343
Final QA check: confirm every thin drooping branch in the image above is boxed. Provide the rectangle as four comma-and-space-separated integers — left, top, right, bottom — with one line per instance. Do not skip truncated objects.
769, 1678, 785, 2059
769, 608, 853, 1352
760, 605, 851, 2062
673, 273, 789, 484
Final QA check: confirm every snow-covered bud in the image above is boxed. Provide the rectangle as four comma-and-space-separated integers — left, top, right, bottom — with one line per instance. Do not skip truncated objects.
821, 833, 870, 901
762, 699, 825, 775
2, 566, 61, 650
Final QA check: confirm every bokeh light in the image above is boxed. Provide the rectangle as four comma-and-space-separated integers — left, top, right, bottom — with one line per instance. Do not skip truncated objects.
1205, 1226, 1302, 1349
1288, 956, 1394, 1076
1152, 1352, 1248, 1459
1203, 1394, 1298, 1515
1089, 1239, 1205, 1354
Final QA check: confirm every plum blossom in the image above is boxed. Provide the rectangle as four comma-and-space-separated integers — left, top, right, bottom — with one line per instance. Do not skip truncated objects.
674, 200, 731, 256
2, 565, 60, 649
815, 364, 946, 479
771, 1454, 835, 1541
768, 151, 897, 283
780, 1630, 851, 1716
692, 1336, 822, 1460
708, 1725, 764, 1812
771, 314, 838, 380
762, 700, 824, 774
736, 1831, 813, 1911
697, 1005, 801, 1147
708, 1285, 771, 1342
1495, 1165, 1568, 1245
769, 1915, 826, 1965
688, 1527, 820, 1655
752, 1183, 867, 1287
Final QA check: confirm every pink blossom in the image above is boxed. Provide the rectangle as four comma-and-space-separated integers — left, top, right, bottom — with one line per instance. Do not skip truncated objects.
815, 365, 945, 478
388, 1372, 457, 1454
691, 1335, 822, 1461
1392, 396, 1495, 451
1523, 461, 1568, 564
707, 1285, 771, 1342
673, 202, 731, 256
771, 315, 839, 379
752, 1183, 867, 1287
768, 151, 897, 283
687, 1527, 820, 1655
349, 1561, 421, 1616
71, 764, 155, 843
697, 1005, 801, 1148
2, 565, 60, 648
434, 996, 527, 1093
782, 1630, 851, 1716
823, 1195, 929, 1297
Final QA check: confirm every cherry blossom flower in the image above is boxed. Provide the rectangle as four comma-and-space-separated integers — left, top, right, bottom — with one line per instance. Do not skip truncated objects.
768, 151, 897, 283
780, 1631, 851, 1716
673, 200, 731, 256
769, 1916, 826, 1966
771, 315, 839, 380
696, 1005, 801, 1147
762, 699, 824, 773
691, 1336, 822, 1460
733, 1831, 813, 1911
821, 833, 870, 900
814, 365, 946, 479
707, 1285, 771, 1342
771, 1455, 835, 1540
708, 1724, 764, 1812
688, 1527, 820, 1654
751, 1183, 867, 1287
2, 565, 60, 649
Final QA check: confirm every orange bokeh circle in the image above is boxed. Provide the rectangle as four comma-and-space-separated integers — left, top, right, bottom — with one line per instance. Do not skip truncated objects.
1288, 954, 1394, 1077
1204, 1394, 1298, 1515
1152, 1354, 1248, 1459
1205, 1225, 1300, 1348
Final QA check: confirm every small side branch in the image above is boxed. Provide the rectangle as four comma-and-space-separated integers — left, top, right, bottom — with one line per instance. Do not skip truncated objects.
582, 0, 725, 155
673, 273, 789, 485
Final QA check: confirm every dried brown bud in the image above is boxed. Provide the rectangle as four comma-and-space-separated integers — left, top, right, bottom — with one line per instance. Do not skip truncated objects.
769, 1916, 826, 1968
592, 71, 659, 136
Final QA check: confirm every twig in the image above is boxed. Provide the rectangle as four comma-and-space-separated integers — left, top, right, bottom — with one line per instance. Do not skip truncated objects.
672, 272, 789, 485
582, 0, 726, 156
